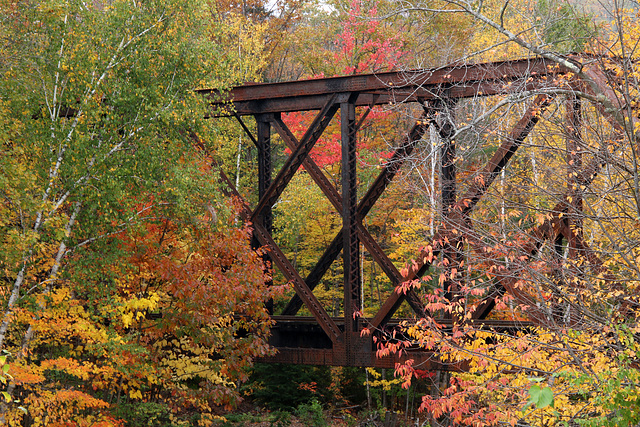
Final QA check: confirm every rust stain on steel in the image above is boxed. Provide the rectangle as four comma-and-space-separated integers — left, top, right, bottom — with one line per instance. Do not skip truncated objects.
209, 56, 621, 368
202, 57, 565, 115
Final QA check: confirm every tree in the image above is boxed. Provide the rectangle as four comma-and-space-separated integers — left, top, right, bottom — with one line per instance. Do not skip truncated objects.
351, 1, 640, 425
0, 0, 273, 423
211, 0, 308, 82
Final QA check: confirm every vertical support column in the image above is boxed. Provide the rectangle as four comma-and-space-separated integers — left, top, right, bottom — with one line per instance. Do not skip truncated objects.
436, 99, 463, 317
437, 98, 457, 219
566, 96, 583, 257
434, 99, 458, 406
257, 114, 272, 231
256, 114, 273, 313
440, 134, 456, 214
341, 98, 360, 356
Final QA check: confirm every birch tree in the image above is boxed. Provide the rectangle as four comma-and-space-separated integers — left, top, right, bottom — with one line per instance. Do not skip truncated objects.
0, 0, 266, 422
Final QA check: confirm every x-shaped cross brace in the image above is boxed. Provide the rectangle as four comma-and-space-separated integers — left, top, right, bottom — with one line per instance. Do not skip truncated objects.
226, 94, 432, 342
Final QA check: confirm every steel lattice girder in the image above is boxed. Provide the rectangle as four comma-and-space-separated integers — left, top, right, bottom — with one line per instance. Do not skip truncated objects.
201, 58, 565, 115
208, 56, 626, 367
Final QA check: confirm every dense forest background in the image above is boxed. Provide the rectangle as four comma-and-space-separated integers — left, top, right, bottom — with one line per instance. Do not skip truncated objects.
2, 0, 640, 426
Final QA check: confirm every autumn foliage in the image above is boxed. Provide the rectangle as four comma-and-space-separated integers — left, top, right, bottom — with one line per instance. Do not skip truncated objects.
0, 0, 280, 424
1, 194, 278, 424
3, 0, 640, 425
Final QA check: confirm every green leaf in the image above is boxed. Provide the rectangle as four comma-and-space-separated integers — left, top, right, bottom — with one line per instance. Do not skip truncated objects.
538, 387, 554, 409
18, 406, 27, 414
528, 384, 541, 401
2, 364, 9, 374
1, 391, 11, 403
527, 385, 554, 409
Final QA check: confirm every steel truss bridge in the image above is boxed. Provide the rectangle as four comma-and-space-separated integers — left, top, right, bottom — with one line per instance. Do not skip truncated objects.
200, 56, 627, 368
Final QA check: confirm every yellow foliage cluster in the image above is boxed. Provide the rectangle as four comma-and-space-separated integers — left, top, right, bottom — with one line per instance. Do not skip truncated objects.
402, 320, 640, 426
363, 367, 404, 391
118, 291, 161, 328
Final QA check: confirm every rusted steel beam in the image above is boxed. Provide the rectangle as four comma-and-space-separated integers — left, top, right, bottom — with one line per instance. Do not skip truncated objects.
250, 223, 344, 343
271, 315, 532, 329
233, 113, 259, 146
202, 58, 565, 115
577, 62, 627, 135
281, 115, 430, 316
272, 113, 424, 319
270, 115, 344, 317
259, 347, 454, 369
358, 115, 432, 216
256, 114, 274, 314
372, 99, 469, 330
252, 94, 339, 222
216, 81, 553, 115
566, 95, 583, 259
371, 244, 439, 329
281, 234, 341, 316
568, 64, 629, 191
457, 94, 552, 215
264, 315, 532, 367
271, 114, 341, 209
256, 115, 273, 229
469, 202, 599, 324
271, 119, 405, 305
377, 95, 551, 324
382, 94, 550, 321
450, 94, 551, 320
440, 133, 457, 211
278, 229, 429, 323
436, 98, 463, 311
217, 168, 343, 343
342, 99, 361, 356
356, 224, 427, 319
472, 284, 506, 320
471, 67, 632, 323
258, 347, 462, 371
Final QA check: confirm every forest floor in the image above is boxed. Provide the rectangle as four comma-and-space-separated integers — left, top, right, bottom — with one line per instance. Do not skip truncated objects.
214, 400, 426, 426
214, 400, 350, 426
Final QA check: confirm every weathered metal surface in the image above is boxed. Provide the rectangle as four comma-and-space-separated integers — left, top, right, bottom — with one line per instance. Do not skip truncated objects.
202, 58, 565, 115
205, 56, 623, 367
280, 115, 430, 318
252, 95, 339, 222
458, 94, 552, 215
341, 97, 360, 366
218, 169, 342, 343
265, 316, 531, 368
259, 347, 450, 369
